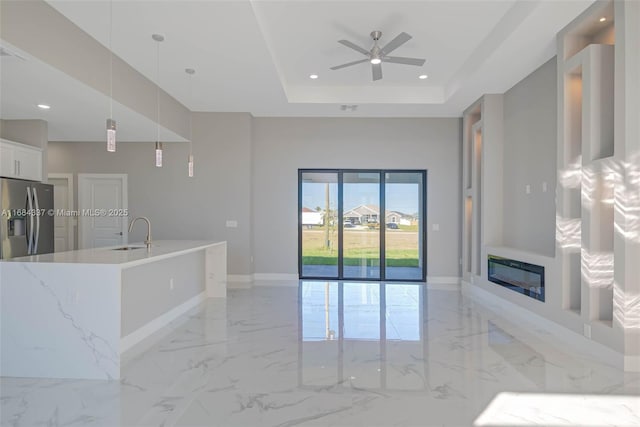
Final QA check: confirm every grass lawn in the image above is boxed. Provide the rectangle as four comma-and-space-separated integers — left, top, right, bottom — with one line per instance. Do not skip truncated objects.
301, 229, 420, 267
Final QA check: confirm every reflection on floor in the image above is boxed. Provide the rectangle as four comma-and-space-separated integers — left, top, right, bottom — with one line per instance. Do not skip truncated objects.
1, 282, 639, 426
301, 265, 423, 280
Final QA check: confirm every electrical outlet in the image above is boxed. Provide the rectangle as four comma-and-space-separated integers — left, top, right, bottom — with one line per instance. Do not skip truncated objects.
432, 223, 440, 231
169, 278, 174, 290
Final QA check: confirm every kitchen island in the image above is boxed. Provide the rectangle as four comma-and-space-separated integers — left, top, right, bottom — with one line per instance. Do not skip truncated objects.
0, 240, 226, 380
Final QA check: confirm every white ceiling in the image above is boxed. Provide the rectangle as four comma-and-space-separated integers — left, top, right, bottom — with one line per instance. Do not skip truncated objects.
44, 0, 594, 117
1, 0, 597, 137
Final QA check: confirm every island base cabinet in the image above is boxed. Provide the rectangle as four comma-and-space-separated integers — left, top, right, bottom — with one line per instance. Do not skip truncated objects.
0, 241, 227, 380
0, 263, 122, 380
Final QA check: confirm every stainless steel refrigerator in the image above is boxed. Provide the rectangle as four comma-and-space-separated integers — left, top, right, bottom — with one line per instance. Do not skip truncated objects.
0, 178, 54, 259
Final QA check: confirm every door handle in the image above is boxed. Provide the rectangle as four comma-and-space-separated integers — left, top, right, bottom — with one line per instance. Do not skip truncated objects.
26, 187, 34, 254
33, 187, 40, 254
115, 232, 123, 236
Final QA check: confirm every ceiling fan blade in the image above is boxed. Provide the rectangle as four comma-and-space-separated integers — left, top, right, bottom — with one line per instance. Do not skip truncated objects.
383, 56, 426, 66
380, 32, 412, 55
372, 62, 382, 81
338, 39, 371, 56
330, 58, 369, 70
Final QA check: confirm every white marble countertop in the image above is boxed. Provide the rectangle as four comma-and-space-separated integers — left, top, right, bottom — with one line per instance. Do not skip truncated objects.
0, 240, 224, 268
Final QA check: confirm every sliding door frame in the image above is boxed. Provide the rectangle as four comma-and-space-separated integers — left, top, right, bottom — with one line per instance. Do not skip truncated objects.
298, 169, 427, 282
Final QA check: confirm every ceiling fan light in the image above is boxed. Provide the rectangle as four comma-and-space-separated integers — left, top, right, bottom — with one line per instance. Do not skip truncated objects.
370, 58, 381, 65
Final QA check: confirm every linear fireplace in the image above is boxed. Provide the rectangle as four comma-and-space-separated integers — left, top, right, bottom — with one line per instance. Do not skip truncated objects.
487, 255, 545, 302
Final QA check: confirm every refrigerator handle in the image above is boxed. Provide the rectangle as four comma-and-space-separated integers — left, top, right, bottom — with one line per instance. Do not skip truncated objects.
33, 187, 40, 254
26, 187, 34, 254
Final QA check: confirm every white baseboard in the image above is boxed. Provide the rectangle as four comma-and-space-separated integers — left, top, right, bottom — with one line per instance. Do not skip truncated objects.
461, 281, 625, 370
121, 291, 206, 353
426, 276, 460, 284
227, 274, 252, 283
226, 273, 299, 288
226, 274, 461, 286
253, 273, 299, 282
253, 280, 299, 287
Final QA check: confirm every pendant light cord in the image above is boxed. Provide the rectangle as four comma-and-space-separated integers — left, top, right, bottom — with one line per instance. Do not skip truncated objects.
156, 40, 160, 143
189, 71, 193, 156
109, 0, 113, 118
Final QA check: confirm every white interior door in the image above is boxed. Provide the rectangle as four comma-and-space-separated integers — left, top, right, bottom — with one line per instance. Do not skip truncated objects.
78, 174, 128, 249
48, 174, 75, 252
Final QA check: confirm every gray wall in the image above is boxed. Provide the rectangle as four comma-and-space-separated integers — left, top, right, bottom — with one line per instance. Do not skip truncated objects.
48, 112, 253, 275
0, 119, 49, 180
252, 117, 461, 277
49, 115, 460, 278
502, 57, 557, 257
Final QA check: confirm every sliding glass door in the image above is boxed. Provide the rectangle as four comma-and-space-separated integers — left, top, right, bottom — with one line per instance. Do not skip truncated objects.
299, 172, 339, 278
299, 170, 426, 282
384, 172, 424, 280
343, 172, 381, 280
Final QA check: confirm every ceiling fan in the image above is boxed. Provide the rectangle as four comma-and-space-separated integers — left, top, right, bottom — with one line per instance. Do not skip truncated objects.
330, 31, 425, 81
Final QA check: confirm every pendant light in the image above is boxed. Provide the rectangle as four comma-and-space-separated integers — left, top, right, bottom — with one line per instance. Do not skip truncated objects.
185, 68, 195, 177
152, 33, 164, 167
155, 141, 163, 167
106, 0, 116, 152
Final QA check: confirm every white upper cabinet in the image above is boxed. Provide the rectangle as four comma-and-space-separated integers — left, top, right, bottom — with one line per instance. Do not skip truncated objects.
0, 139, 43, 182
0, 143, 14, 177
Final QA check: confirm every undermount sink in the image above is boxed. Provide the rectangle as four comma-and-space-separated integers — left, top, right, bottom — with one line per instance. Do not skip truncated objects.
112, 246, 146, 251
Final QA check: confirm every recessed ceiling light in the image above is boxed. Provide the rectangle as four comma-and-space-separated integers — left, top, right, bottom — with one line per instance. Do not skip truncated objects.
37, 104, 50, 110
419, 74, 428, 80
599, 17, 606, 22
309, 74, 319, 79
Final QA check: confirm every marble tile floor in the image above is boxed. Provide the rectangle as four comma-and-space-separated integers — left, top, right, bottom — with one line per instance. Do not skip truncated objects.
1, 281, 639, 427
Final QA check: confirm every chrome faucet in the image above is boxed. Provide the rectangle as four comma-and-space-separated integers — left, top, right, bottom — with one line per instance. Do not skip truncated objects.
129, 216, 152, 249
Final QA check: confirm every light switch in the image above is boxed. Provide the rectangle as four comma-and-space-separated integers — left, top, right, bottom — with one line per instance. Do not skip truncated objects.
226, 220, 238, 228
525, 184, 531, 194
432, 223, 440, 231
542, 182, 548, 192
